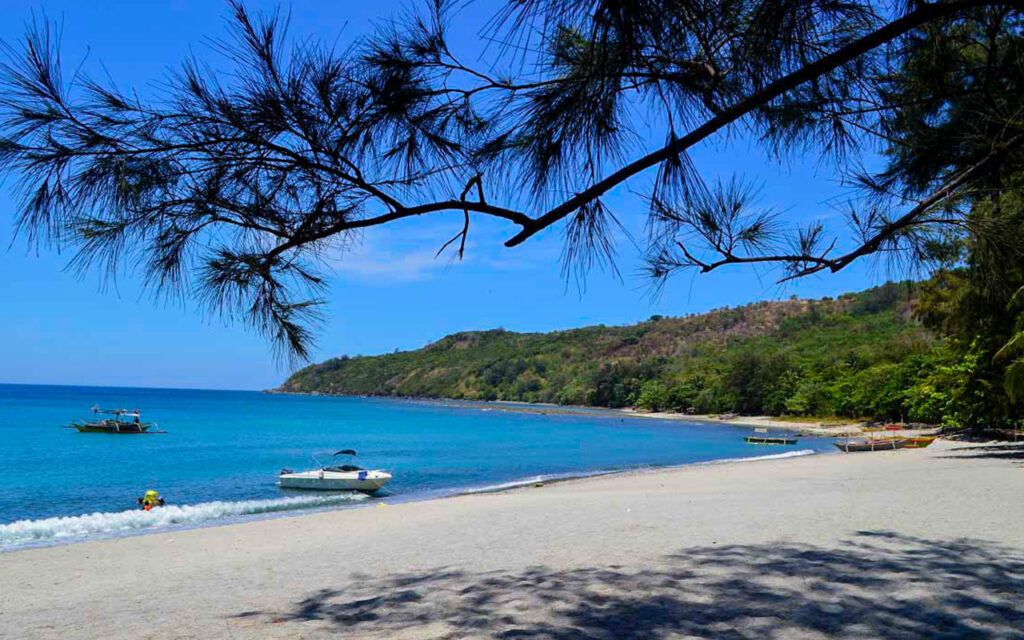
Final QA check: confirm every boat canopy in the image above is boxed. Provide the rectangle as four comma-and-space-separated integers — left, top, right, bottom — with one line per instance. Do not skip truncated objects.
90, 406, 141, 418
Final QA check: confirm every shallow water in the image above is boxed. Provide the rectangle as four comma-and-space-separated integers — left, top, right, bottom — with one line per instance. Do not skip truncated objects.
0, 384, 834, 549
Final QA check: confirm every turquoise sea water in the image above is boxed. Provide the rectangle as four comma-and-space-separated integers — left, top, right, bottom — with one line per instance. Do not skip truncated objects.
0, 384, 835, 550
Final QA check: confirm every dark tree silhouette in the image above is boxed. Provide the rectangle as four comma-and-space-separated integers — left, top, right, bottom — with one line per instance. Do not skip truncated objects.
0, 1, 1022, 359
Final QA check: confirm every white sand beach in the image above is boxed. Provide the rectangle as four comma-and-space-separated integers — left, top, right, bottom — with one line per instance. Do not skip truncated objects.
435, 398, 871, 435
3, 439, 1023, 639
617, 408, 868, 435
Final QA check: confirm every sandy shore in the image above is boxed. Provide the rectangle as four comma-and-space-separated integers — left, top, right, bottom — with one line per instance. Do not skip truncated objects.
3, 440, 1023, 639
439, 398, 871, 435
616, 408, 868, 435
280, 394, 886, 436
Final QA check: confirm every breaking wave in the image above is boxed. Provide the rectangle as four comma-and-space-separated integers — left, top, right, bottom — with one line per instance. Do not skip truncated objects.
685, 448, 818, 467
0, 493, 369, 550
456, 469, 619, 495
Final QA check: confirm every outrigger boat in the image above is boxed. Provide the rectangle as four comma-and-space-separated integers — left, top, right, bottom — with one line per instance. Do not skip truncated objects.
743, 435, 798, 445
833, 437, 908, 452
278, 449, 391, 493
903, 436, 937, 448
64, 406, 164, 434
861, 424, 904, 433
743, 426, 798, 446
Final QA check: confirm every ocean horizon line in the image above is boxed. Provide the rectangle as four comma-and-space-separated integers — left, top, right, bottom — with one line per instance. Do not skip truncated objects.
0, 381, 259, 393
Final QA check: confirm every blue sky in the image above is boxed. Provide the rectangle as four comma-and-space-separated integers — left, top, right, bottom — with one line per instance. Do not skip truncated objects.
0, 1, 892, 390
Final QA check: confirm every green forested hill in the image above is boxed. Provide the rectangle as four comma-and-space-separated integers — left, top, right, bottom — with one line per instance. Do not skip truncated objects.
279, 283, 954, 422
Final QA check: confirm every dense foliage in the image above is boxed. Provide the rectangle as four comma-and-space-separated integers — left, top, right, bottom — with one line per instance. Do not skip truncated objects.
879, 10, 1024, 432
280, 282, 960, 423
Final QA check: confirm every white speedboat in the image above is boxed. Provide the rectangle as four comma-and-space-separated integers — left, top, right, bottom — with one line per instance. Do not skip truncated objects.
278, 449, 391, 493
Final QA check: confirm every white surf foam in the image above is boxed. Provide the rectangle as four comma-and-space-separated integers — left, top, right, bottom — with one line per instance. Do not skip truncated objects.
0, 493, 369, 550
685, 448, 819, 467
456, 469, 619, 495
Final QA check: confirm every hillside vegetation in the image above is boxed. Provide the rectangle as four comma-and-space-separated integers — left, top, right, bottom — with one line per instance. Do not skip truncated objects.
280, 283, 956, 422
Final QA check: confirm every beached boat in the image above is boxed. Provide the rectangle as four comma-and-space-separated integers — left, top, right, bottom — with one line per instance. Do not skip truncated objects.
861, 425, 900, 433
64, 406, 161, 434
903, 436, 937, 448
833, 438, 908, 452
278, 449, 391, 493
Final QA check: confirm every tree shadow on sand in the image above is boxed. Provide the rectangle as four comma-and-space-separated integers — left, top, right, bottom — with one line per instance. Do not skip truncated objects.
231, 531, 1024, 639
939, 443, 1024, 464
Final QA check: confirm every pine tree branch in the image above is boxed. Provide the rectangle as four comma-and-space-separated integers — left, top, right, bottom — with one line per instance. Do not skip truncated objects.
505, 0, 1011, 247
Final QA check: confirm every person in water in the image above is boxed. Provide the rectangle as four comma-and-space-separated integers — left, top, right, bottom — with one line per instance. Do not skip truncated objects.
138, 490, 165, 510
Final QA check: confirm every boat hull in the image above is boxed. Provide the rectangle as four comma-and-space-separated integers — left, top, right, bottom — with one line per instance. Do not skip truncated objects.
278, 469, 391, 493
72, 423, 151, 434
833, 439, 908, 453
903, 436, 937, 448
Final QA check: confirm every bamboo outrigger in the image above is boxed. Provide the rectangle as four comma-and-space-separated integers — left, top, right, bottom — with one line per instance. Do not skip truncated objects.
743, 426, 798, 446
